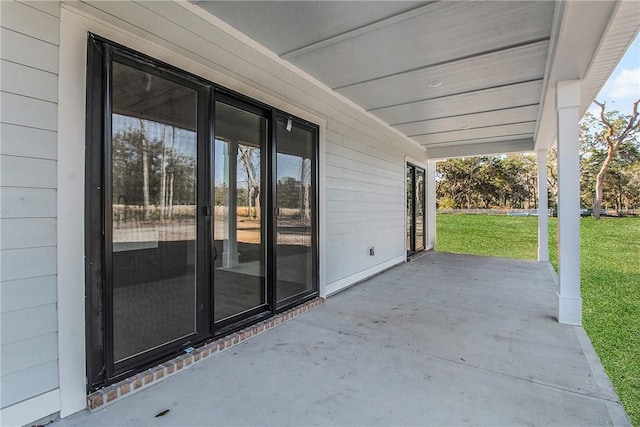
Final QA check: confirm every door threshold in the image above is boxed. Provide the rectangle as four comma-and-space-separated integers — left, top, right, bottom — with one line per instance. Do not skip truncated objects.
407, 250, 429, 262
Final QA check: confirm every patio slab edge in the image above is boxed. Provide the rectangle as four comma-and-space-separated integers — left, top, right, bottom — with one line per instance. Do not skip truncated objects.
87, 297, 325, 411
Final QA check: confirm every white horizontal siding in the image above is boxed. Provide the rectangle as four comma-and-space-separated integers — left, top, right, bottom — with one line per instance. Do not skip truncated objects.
0, 123, 57, 160
326, 142, 401, 173
325, 164, 401, 189
0, 3, 60, 411
1, 332, 58, 376
326, 200, 404, 214
0, 303, 58, 345
0, 27, 59, 74
0, 218, 57, 249
0, 156, 57, 188
0, 247, 57, 282
323, 124, 407, 282
0, 91, 58, 131
17, 0, 61, 18
325, 152, 401, 181
326, 205, 403, 225
0, 187, 57, 218
326, 219, 403, 242
0, 0, 60, 44
326, 188, 404, 203
0, 275, 57, 313
0, 360, 59, 408
1, 59, 58, 103
325, 176, 399, 195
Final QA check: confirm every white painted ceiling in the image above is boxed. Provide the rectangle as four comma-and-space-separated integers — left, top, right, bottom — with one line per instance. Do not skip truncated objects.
193, 1, 635, 158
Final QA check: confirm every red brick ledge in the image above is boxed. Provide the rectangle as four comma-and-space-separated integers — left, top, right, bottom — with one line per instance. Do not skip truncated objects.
87, 297, 325, 410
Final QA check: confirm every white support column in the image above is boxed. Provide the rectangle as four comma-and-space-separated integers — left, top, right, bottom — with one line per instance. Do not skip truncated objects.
425, 160, 437, 250
556, 80, 582, 325
537, 149, 549, 262
223, 140, 239, 267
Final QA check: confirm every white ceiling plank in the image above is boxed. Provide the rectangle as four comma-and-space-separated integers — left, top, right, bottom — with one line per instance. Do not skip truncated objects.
373, 80, 544, 125
194, 1, 429, 56
337, 40, 549, 110
289, 1, 554, 88
395, 105, 540, 136
281, 2, 439, 59
413, 122, 536, 145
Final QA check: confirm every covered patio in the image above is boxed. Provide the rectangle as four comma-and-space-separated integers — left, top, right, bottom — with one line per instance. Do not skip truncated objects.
55, 252, 629, 426
2, 2, 639, 425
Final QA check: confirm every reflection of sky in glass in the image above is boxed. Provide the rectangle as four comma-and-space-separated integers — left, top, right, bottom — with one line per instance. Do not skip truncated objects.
277, 153, 309, 184
113, 114, 196, 158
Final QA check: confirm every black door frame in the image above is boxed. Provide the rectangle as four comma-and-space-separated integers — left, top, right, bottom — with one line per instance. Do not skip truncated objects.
85, 34, 319, 391
406, 163, 425, 255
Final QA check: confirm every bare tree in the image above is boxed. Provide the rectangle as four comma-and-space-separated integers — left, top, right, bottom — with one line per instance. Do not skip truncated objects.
238, 145, 260, 220
592, 99, 640, 219
139, 119, 151, 221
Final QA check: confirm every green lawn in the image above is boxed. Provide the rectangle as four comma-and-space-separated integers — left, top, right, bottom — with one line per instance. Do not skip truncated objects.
436, 214, 640, 426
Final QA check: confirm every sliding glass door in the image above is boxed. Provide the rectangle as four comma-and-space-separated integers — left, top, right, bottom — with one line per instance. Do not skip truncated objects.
407, 164, 425, 254
86, 35, 319, 390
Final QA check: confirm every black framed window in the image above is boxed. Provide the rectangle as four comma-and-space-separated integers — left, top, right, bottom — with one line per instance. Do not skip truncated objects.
407, 164, 425, 255
86, 34, 319, 390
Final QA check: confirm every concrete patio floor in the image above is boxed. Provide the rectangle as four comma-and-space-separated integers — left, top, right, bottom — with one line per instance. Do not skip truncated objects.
55, 252, 630, 426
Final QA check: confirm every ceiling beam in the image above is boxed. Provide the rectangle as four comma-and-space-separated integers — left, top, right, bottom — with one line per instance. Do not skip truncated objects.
368, 78, 543, 114
374, 80, 544, 125
425, 138, 534, 160
394, 104, 539, 135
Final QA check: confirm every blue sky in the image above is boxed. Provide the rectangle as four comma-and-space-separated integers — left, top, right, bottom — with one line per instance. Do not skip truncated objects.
589, 34, 639, 115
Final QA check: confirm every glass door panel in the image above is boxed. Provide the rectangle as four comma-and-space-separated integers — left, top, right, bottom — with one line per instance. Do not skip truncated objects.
111, 61, 198, 362
275, 118, 316, 308
406, 166, 414, 253
213, 102, 267, 322
406, 164, 425, 255
416, 169, 425, 250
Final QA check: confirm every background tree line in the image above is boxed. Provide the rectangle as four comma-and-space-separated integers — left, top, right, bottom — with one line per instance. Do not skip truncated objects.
112, 125, 196, 221
437, 104, 640, 214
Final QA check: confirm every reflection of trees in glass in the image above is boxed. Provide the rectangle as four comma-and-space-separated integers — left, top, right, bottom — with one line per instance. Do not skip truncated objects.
214, 183, 227, 206
277, 176, 311, 222
238, 146, 260, 220
112, 121, 196, 221
278, 177, 302, 208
